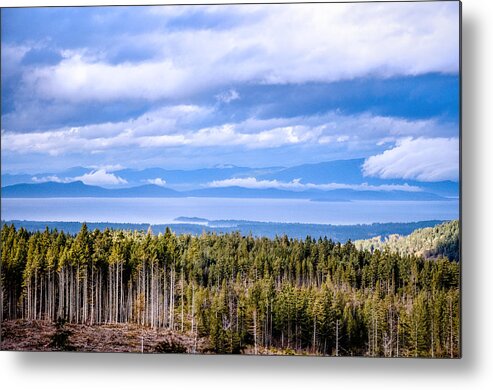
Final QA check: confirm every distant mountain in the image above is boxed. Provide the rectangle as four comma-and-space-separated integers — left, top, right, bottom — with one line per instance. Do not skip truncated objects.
1, 181, 108, 197
258, 158, 366, 184
1, 173, 35, 187
1, 159, 459, 198
2, 167, 92, 186
258, 159, 458, 197
1, 181, 181, 198
113, 166, 256, 188
174, 216, 209, 223
310, 189, 445, 201
413, 181, 459, 198
185, 186, 319, 199
52, 166, 93, 177
2, 181, 447, 201
113, 184, 181, 197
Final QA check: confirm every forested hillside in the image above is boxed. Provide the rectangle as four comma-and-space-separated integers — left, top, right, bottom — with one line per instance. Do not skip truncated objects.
1, 224, 460, 357
355, 220, 460, 261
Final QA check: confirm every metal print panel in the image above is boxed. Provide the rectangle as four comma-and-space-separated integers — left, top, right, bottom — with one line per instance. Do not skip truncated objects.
0, 1, 461, 357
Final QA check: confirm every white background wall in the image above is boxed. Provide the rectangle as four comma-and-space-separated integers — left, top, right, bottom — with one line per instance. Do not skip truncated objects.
1, 0, 492, 389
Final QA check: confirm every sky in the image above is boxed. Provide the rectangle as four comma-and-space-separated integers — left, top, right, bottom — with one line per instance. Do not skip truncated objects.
1, 1, 460, 185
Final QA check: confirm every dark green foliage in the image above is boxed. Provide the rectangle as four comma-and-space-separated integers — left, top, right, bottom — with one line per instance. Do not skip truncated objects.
154, 339, 187, 354
49, 317, 74, 351
0, 223, 460, 357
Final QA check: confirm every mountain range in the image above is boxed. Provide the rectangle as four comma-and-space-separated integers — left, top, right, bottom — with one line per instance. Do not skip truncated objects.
1, 159, 458, 201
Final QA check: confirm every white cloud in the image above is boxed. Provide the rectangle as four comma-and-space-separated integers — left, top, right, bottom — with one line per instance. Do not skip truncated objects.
1, 109, 456, 156
189, 124, 321, 149
209, 177, 295, 190
216, 89, 240, 104
23, 55, 188, 102
13, 2, 459, 103
208, 177, 422, 192
145, 178, 167, 187
72, 169, 128, 186
30, 169, 127, 187
1, 44, 30, 78
88, 164, 125, 172
362, 137, 459, 182
376, 137, 396, 146
31, 175, 71, 184
319, 135, 352, 144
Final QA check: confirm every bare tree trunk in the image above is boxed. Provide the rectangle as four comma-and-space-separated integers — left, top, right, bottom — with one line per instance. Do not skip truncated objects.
120, 261, 124, 323
191, 283, 195, 334
107, 266, 110, 324
76, 266, 80, 324
181, 272, 184, 333
151, 262, 155, 329
163, 265, 168, 328
34, 271, 37, 320
335, 319, 339, 357
253, 309, 258, 355
389, 303, 393, 357
90, 262, 94, 325
415, 319, 418, 358
313, 315, 316, 353
431, 310, 435, 358
449, 296, 454, 358
396, 315, 400, 357
170, 267, 174, 330
84, 265, 88, 323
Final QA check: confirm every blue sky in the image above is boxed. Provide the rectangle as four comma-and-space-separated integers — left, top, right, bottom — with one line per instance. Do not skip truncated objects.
1, 2, 460, 186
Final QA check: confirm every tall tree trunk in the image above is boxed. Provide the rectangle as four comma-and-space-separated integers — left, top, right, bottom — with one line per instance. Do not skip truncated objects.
253, 309, 258, 355
335, 319, 339, 357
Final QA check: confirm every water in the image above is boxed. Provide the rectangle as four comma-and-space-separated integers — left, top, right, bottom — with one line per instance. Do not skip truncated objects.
1, 197, 459, 225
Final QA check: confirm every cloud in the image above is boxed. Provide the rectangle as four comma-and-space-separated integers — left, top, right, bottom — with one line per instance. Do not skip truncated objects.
88, 164, 125, 172
1, 108, 456, 157
190, 124, 321, 149
23, 55, 188, 102
362, 137, 459, 182
30, 169, 127, 187
1, 44, 30, 78
216, 89, 240, 104
1, 3, 459, 174
73, 169, 128, 186
31, 175, 71, 184
145, 178, 167, 187
208, 177, 422, 192
319, 135, 352, 145
7, 2, 459, 103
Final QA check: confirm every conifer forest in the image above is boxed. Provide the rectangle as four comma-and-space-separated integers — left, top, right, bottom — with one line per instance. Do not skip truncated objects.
0, 221, 460, 357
